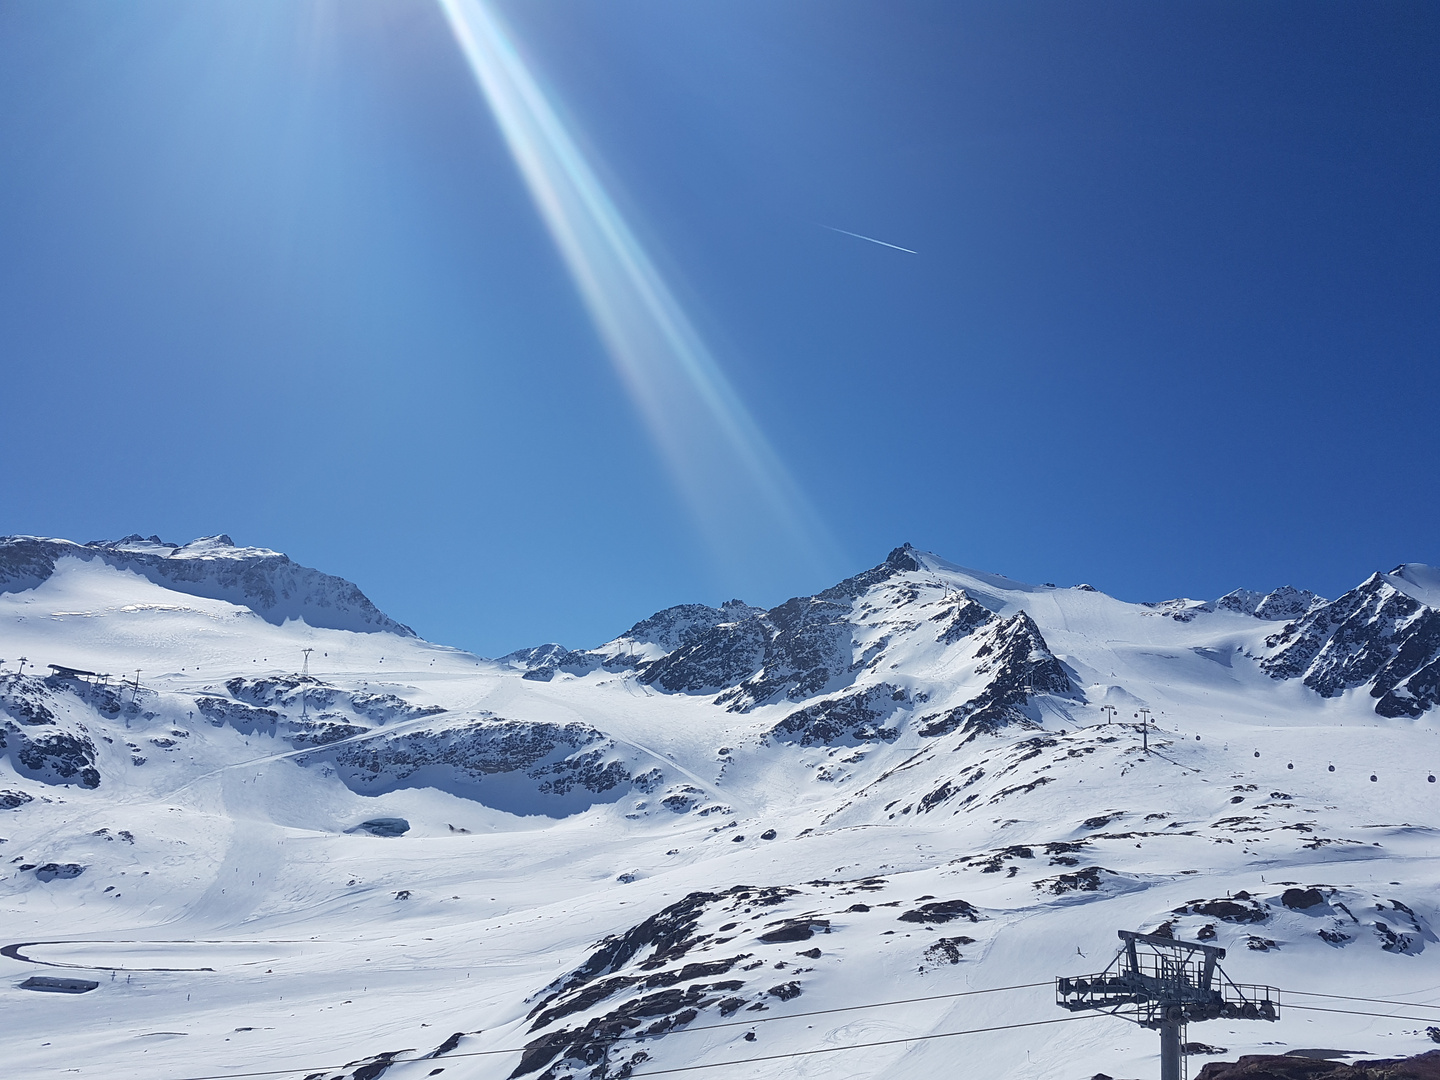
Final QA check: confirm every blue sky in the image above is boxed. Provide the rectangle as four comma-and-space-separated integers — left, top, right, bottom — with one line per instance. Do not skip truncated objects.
2, 0, 1436, 656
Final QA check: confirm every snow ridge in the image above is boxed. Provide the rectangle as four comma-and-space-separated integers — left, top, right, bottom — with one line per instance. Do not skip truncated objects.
0, 534, 412, 635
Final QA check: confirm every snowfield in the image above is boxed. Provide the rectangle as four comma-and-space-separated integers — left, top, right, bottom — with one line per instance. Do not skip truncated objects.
3, 536, 1440, 1080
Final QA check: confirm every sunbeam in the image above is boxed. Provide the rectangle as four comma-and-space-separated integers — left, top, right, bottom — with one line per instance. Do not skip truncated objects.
437, 0, 841, 577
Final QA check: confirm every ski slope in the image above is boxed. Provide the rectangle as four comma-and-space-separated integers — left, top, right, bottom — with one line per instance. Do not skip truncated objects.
3, 538, 1439, 1080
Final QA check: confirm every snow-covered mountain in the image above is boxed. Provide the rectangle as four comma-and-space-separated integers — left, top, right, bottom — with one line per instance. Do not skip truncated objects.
3, 537, 1440, 1080
0, 534, 412, 635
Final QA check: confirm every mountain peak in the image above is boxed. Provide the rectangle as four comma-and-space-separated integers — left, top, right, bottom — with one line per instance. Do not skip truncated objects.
0, 534, 412, 636
885, 543, 922, 572
1215, 585, 1325, 620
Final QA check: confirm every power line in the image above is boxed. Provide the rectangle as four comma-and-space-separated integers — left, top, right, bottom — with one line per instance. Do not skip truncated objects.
1282, 1002, 1440, 1024
145, 1012, 1107, 1080
66, 982, 1440, 1080
81, 981, 1060, 1080
624, 1013, 1109, 1079
1279, 987, 1440, 1012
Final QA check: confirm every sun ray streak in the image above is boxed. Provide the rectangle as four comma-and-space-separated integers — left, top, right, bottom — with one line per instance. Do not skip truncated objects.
437, 0, 840, 574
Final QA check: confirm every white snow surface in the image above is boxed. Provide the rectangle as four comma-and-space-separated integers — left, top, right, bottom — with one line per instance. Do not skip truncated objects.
1386, 563, 1440, 609
2, 543, 1439, 1080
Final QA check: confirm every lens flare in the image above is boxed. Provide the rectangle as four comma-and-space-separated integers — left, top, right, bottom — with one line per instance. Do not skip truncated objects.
438, 0, 841, 576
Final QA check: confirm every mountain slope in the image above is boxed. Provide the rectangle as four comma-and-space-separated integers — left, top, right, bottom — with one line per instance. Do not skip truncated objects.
2, 538, 1439, 1080
0, 534, 412, 635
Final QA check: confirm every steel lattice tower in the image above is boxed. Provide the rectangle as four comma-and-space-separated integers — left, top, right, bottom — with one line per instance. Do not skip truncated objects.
1058, 930, 1278, 1080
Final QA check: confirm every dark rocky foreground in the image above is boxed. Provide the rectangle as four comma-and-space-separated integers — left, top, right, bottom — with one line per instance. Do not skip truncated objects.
1187, 1049, 1440, 1079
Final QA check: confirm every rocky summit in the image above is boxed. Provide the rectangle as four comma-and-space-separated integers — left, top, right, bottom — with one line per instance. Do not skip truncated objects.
2, 537, 1440, 1080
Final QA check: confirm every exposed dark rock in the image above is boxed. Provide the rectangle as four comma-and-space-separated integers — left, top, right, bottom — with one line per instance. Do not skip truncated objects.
428, 1032, 465, 1057
514, 981, 720, 1080
898, 899, 980, 924
1255, 587, 1326, 621
195, 697, 282, 732
226, 676, 335, 710
641, 616, 770, 696
1216, 589, 1266, 615
1263, 569, 1440, 718
1374, 920, 1418, 954
314, 716, 635, 816
916, 612, 1073, 740
0, 789, 33, 809
917, 780, 959, 813
988, 776, 1054, 802
503, 644, 596, 682
1037, 867, 1113, 895
642, 546, 923, 710
34, 862, 85, 881
973, 846, 1035, 873
350, 1050, 407, 1080
933, 591, 995, 645
225, 675, 436, 726
758, 919, 830, 943
511, 883, 848, 1077
618, 601, 763, 653
660, 786, 704, 813
768, 684, 903, 747
532, 889, 732, 1015
1217, 587, 1324, 620
1144, 597, 1208, 621
1174, 897, 1269, 924
348, 692, 446, 724
5, 725, 100, 788
1281, 888, 1326, 911
289, 721, 370, 747
1, 686, 55, 726
1195, 1049, 1440, 1079
923, 936, 975, 965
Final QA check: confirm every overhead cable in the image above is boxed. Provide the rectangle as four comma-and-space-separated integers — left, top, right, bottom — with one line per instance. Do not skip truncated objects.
106, 982, 1071, 1080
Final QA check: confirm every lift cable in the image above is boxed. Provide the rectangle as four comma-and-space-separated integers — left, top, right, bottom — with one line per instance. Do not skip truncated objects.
622, 1013, 1111, 1079
1278, 987, 1440, 1013
122, 981, 1069, 1080
1280, 1002, 1440, 1024
80, 982, 1440, 1080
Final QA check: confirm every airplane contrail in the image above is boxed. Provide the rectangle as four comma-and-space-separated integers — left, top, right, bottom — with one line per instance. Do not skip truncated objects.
823, 225, 917, 254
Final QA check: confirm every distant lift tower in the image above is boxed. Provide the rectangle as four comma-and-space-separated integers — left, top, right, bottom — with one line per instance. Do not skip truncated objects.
1057, 931, 1278, 1080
